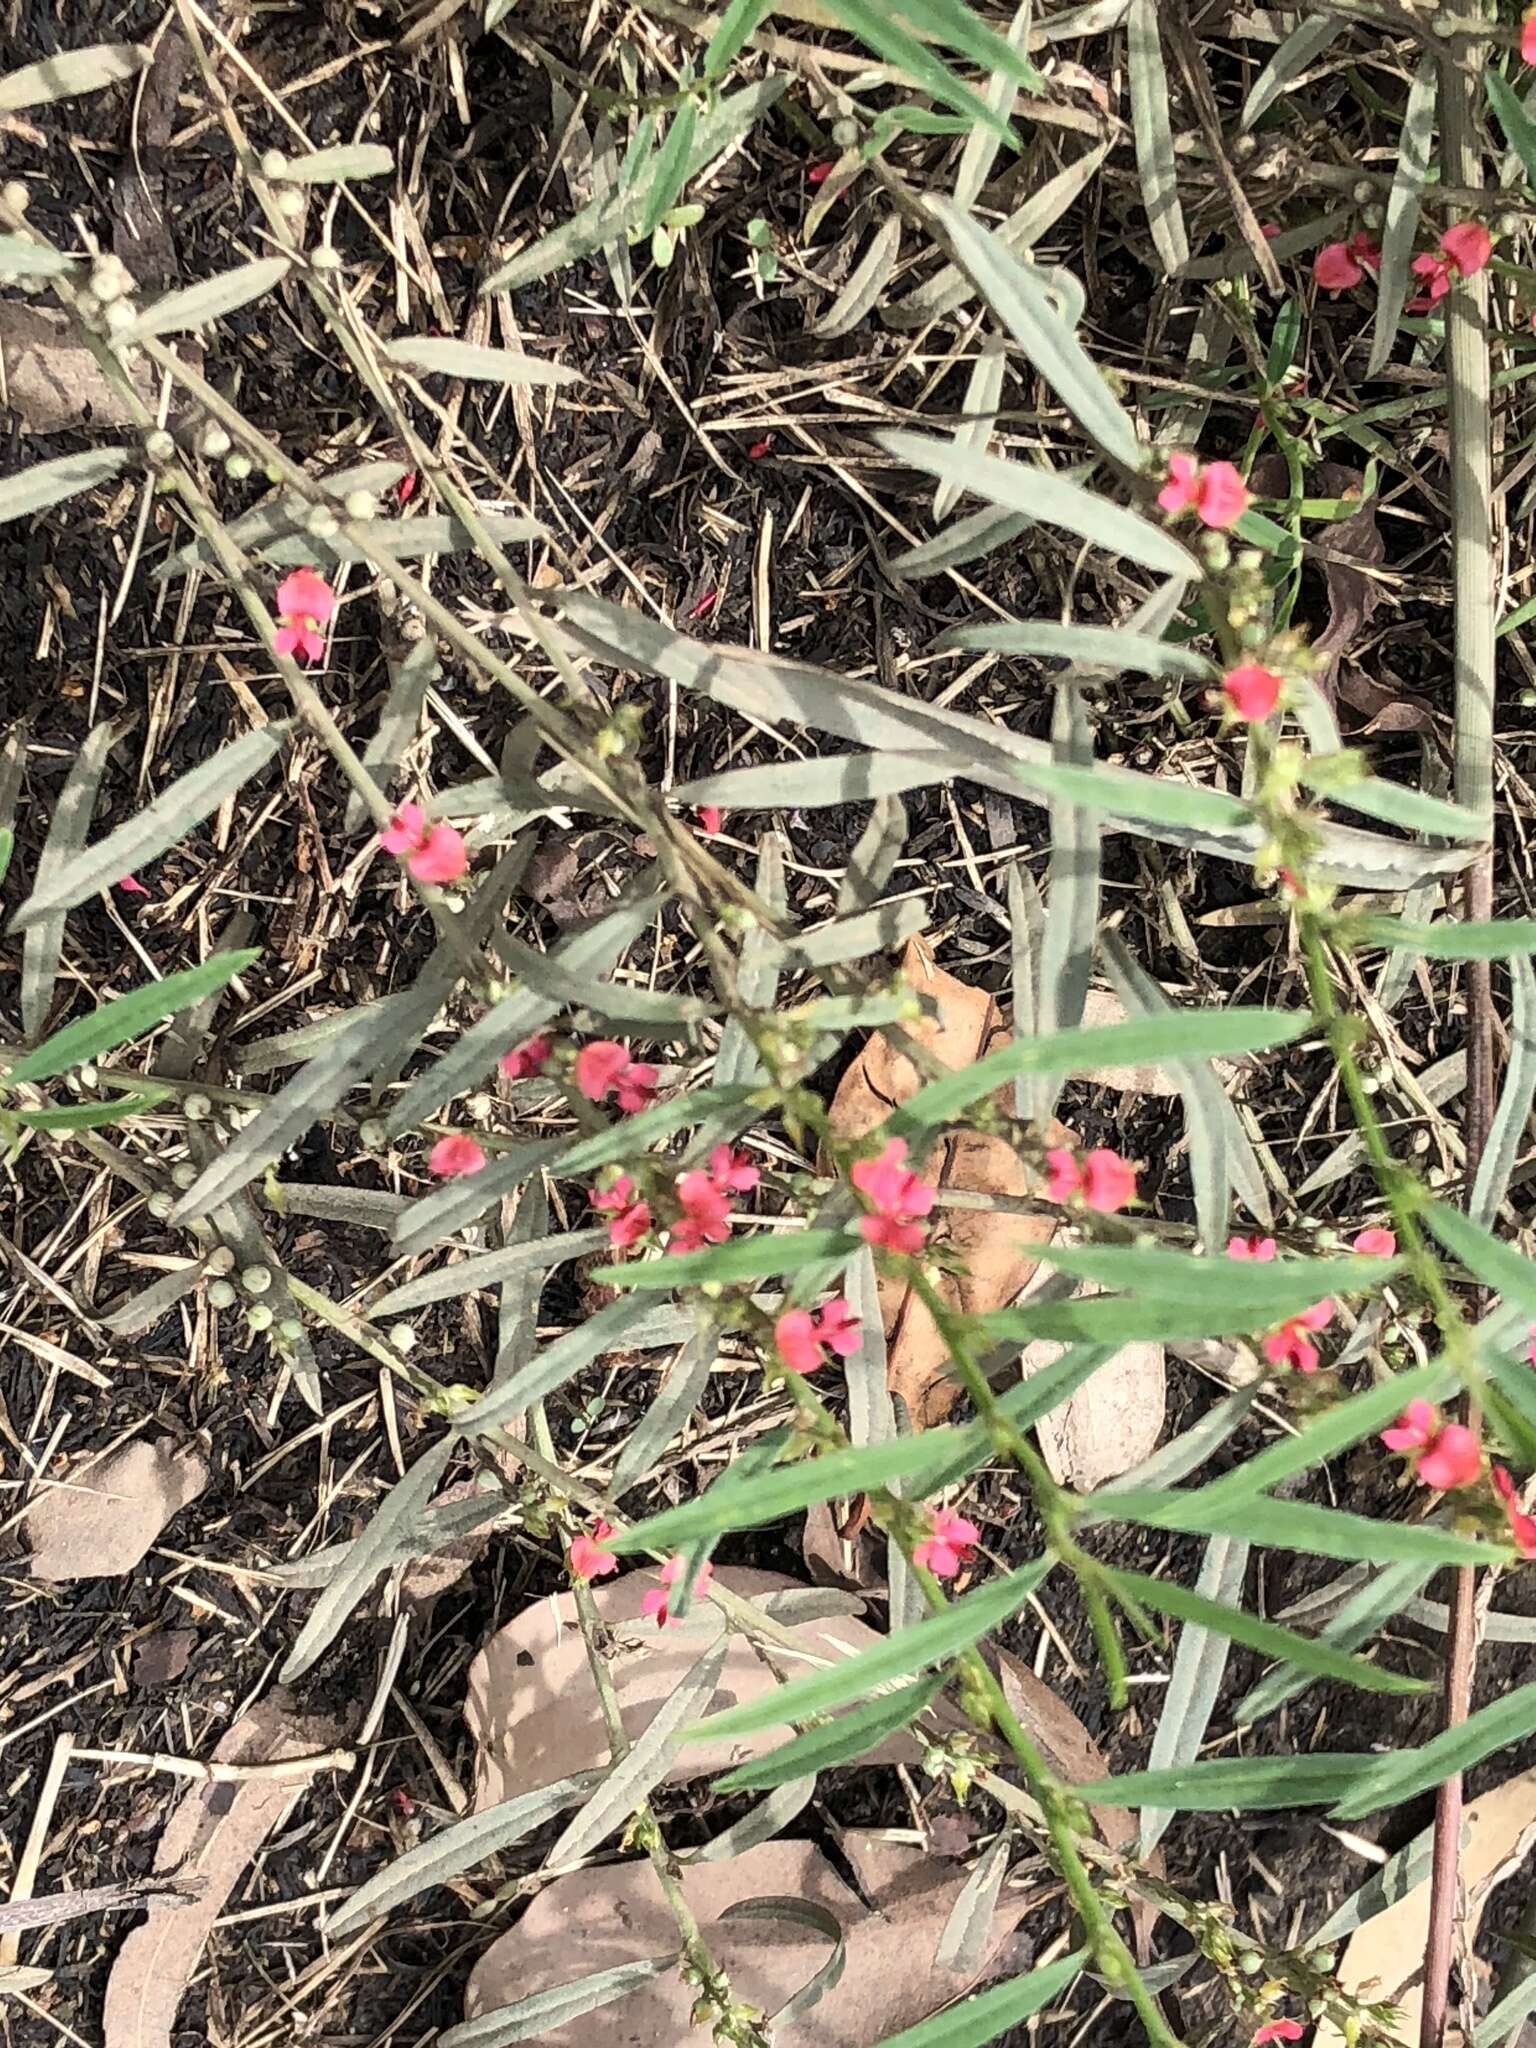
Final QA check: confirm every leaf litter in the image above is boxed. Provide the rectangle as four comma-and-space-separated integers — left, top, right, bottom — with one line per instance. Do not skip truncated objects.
25, 1438, 209, 1582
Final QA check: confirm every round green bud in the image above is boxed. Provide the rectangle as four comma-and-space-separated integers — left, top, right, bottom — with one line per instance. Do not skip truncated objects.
241, 1264, 272, 1295
310, 243, 341, 272
144, 428, 175, 465
276, 188, 304, 220
171, 1161, 198, 1189
184, 1093, 211, 1120
147, 1191, 174, 1220
225, 452, 252, 480
246, 1303, 274, 1331
343, 488, 376, 520
358, 1117, 388, 1149
207, 1278, 236, 1308
200, 423, 231, 459
278, 1317, 303, 1341
206, 1245, 236, 1275
260, 148, 289, 180
389, 1324, 417, 1354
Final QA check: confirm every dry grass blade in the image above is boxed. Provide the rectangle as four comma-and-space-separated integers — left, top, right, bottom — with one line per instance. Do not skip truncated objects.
1127, 0, 1188, 274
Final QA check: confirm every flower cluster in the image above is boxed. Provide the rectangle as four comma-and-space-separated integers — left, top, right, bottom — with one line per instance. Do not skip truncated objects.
1313, 220, 1491, 312
1157, 451, 1250, 530
379, 801, 469, 885
669, 1146, 759, 1255
1045, 1145, 1137, 1215
1380, 1401, 1536, 1556
575, 1040, 658, 1113
773, 1296, 860, 1374
851, 1138, 938, 1253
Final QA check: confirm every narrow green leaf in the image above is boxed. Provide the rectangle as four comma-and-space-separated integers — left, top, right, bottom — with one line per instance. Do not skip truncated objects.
937, 620, 1209, 679
1362, 916, 1536, 960
926, 197, 1140, 466
1487, 65, 1536, 186
1331, 1681, 1536, 1818
16, 1088, 169, 1130
21, 719, 123, 1039
610, 1330, 718, 1494
690, 1561, 1051, 1742
704, 0, 773, 76
456, 1295, 697, 1437
815, 215, 903, 339
0, 445, 132, 528
1243, 14, 1348, 128
713, 1675, 940, 1792
866, 1950, 1086, 2048
1038, 1243, 1401, 1312
889, 506, 1033, 577
438, 1956, 675, 2048
0, 41, 146, 112
686, 1775, 817, 1861
1107, 1566, 1426, 1695
1303, 764, 1489, 841
369, 1229, 606, 1317
1127, 0, 1187, 274
1095, 1488, 1504, 1568
1140, 1535, 1246, 1854
593, 1227, 852, 1291
121, 256, 291, 342
7, 951, 257, 1085
1014, 756, 1251, 835
819, 0, 1018, 143
1425, 1200, 1536, 1319
880, 430, 1194, 576
639, 101, 699, 239
1472, 954, 1536, 1227
1072, 1751, 1372, 1812
282, 142, 395, 182
1238, 1559, 1434, 1726
1366, 56, 1436, 378
10, 725, 284, 932
609, 1431, 981, 1554
384, 336, 581, 387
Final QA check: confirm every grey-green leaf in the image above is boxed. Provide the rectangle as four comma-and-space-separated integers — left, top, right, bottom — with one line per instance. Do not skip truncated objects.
21, 719, 122, 1039
7, 950, 258, 1085
438, 1957, 676, 2048
1126, 0, 1188, 274
0, 41, 146, 112
0, 445, 132, 528
282, 142, 395, 183
120, 256, 291, 342
1366, 56, 1437, 378
383, 336, 581, 387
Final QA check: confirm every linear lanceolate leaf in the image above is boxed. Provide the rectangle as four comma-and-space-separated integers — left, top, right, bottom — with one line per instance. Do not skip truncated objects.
952, 0, 1033, 210
1126, 0, 1187, 274
15, 1089, 169, 1130
1237, 1558, 1434, 1725
890, 506, 1033, 576
1107, 1567, 1425, 1696
1425, 1200, 1536, 1319
1014, 755, 1250, 835
1242, 13, 1348, 128
1361, 916, 1536, 959
21, 719, 122, 1039
1331, 1680, 1536, 1818
934, 339, 1006, 521
937, 620, 1209, 678
1366, 55, 1436, 378
676, 750, 972, 812
818, 0, 1019, 143
120, 256, 291, 342
925, 198, 1140, 467
594, 1227, 853, 1291
392, 1140, 562, 1256
1487, 65, 1536, 185
11, 724, 284, 932
687, 1775, 817, 1863
866, 1950, 1087, 2048
691, 1561, 1052, 1743
1303, 763, 1489, 841
0, 445, 132, 528
610, 1330, 718, 1494
549, 1639, 727, 1867
1093, 1488, 1503, 1568
7, 951, 259, 1085
438, 1957, 676, 2048
879, 431, 1191, 574
1038, 1243, 1400, 1313
281, 142, 394, 182
345, 634, 440, 831
383, 336, 581, 386
933, 1824, 1013, 1978
455, 1295, 697, 1436
0, 41, 146, 112
1139, 1536, 1246, 1855
1472, 953, 1536, 1227
815, 215, 903, 340
1072, 1751, 1372, 1812
722, 1896, 846, 2026
1033, 680, 1098, 1126
369, 1229, 607, 1317
609, 1432, 980, 1554
0, 232, 78, 277
714, 1675, 940, 1792
327, 1769, 601, 1936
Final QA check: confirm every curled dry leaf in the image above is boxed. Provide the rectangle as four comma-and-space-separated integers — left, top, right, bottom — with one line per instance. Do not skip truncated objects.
826, 937, 1058, 1428
465, 1566, 893, 1804
464, 1831, 1030, 2048
26, 1438, 209, 1582
1315, 1766, 1536, 2048
102, 1691, 349, 2048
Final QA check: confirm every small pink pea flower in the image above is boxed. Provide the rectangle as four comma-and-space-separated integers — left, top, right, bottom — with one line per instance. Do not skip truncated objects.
642, 1554, 714, 1627
573, 1039, 659, 1114
1227, 1234, 1277, 1262
569, 1518, 619, 1580
850, 1136, 937, 1254
273, 567, 336, 663
378, 801, 469, 885
913, 1505, 980, 1579
117, 873, 150, 897
807, 161, 835, 186
707, 1144, 760, 1194
773, 1296, 861, 1374
1525, 6, 1536, 65
1313, 233, 1381, 293
1252, 2024, 1304, 2047
1494, 1465, 1536, 1557
592, 1173, 652, 1250
1381, 1399, 1439, 1454
499, 1033, 552, 1082
1157, 452, 1250, 530
429, 1133, 487, 1179
1045, 1146, 1137, 1215
1417, 1423, 1481, 1494
697, 805, 724, 835
1352, 1226, 1397, 1258
1261, 1298, 1334, 1374
668, 1169, 734, 1255
1223, 662, 1283, 723
1410, 221, 1492, 310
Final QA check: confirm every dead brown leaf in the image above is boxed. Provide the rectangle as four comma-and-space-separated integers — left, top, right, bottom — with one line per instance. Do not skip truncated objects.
0, 304, 169, 434
801, 1496, 885, 1594
1014, 1269, 1166, 1491
26, 1439, 209, 1583
826, 937, 1059, 1428
465, 1566, 897, 1803
102, 1692, 348, 2048
464, 1831, 1029, 2048
1316, 1767, 1536, 2048
1308, 463, 1386, 694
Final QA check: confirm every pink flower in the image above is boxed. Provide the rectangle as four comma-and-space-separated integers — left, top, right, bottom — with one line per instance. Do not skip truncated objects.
913, 1505, 980, 1579
1381, 1398, 1439, 1454
1157, 452, 1250, 530
850, 1137, 937, 1255
378, 801, 469, 885
773, 1296, 861, 1374
499, 1033, 552, 1081
1352, 1227, 1396, 1258
573, 1039, 658, 1114
642, 1554, 714, 1627
748, 435, 773, 458
1410, 222, 1493, 310
1223, 662, 1283, 722
668, 1169, 733, 1255
117, 873, 150, 897
1313, 233, 1381, 292
807, 161, 835, 186
1227, 1234, 1277, 1262
1252, 2023, 1304, 2047
569, 1519, 619, 1580
697, 805, 723, 835
1045, 1147, 1137, 1215
688, 587, 719, 621
1525, 6, 1536, 65
272, 567, 336, 663
1261, 1298, 1334, 1374
429, 1133, 487, 1178
707, 1144, 760, 1194
592, 1173, 652, 1250
1494, 1465, 1536, 1557
1417, 1423, 1481, 1493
